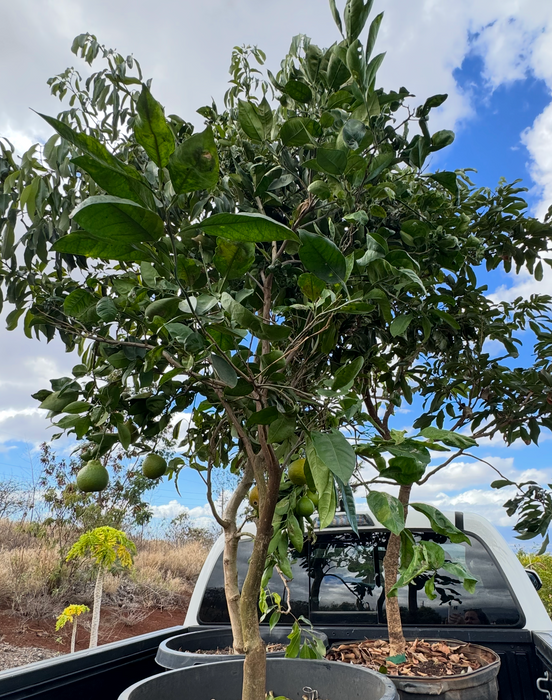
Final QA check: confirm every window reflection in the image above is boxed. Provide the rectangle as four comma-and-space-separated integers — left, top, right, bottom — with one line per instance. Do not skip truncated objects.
199, 530, 522, 627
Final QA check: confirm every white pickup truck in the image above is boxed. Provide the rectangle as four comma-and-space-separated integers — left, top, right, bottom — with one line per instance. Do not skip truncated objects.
185, 510, 552, 700
0, 510, 551, 700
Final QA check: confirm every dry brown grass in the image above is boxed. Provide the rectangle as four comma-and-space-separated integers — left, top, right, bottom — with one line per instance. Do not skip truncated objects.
0, 519, 210, 618
135, 539, 210, 582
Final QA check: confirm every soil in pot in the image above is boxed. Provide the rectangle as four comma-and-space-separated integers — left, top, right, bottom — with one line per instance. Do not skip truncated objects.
193, 642, 287, 655
326, 639, 500, 700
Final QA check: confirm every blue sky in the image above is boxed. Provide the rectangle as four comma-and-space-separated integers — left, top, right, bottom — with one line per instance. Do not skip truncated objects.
1, 0, 552, 543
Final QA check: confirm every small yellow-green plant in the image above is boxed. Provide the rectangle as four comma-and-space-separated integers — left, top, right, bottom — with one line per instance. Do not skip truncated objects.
56, 604, 90, 653
66, 527, 135, 648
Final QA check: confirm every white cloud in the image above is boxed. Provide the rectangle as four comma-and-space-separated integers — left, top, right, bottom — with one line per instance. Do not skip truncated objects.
149, 499, 187, 520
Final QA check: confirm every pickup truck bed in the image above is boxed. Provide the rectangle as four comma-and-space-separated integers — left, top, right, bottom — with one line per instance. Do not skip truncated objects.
0, 624, 548, 700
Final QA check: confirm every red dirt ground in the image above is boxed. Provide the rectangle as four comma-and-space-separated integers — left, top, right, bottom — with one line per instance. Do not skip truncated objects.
0, 600, 190, 654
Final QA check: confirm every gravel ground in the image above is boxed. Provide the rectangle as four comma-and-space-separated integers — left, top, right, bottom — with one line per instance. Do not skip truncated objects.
0, 643, 61, 672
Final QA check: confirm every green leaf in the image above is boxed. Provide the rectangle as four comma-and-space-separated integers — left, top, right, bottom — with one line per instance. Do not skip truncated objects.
267, 415, 296, 443
344, 0, 373, 41
329, 0, 343, 35
429, 171, 458, 197
366, 12, 384, 61
64, 289, 96, 318
69, 195, 164, 243
337, 477, 358, 535
284, 80, 313, 103
431, 130, 455, 151
423, 94, 448, 111
442, 561, 477, 594
188, 212, 299, 243
238, 98, 273, 142
287, 511, 304, 553
332, 356, 364, 391
309, 429, 356, 483
386, 654, 406, 665
298, 273, 326, 301
366, 152, 394, 182
168, 127, 219, 194
390, 314, 413, 338
211, 353, 238, 388
378, 456, 426, 485
299, 230, 347, 284
118, 421, 132, 451
367, 491, 404, 535
213, 239, 255, 280
96, 297, 118, 322
52, 233, 150, 261
72, 156, 156, 210
342, 120, 367, 150
315, 148, 347, 176
40, 113, 154, 209
410, 503, 471, 545
134, 85, 175, 167
280, 117, 321, 147
419, 427, 477, 449
246, 406, 280, 427
318, 474, 337, 529
221, 292, 261, 331
491, 479, 514, 489
425, 576, 437, 601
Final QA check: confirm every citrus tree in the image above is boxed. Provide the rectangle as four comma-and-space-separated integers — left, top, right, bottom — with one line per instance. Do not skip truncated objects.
66, 527, 135, 648
2, 0, 552, 694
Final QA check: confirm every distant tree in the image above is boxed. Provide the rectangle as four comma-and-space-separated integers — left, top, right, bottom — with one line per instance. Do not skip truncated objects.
165, 511, 216, 547
66, 526, 135, 648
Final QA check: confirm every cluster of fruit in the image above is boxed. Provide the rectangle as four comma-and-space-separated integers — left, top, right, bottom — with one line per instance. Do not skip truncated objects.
248, 458, 319, 518
76, 453, 168, 492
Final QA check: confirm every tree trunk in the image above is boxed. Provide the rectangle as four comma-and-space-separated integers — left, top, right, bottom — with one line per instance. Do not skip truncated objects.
240, 460, 280, 700
223, 524, 245, 653
89, 568, 104, 648
383, 484, 412, 657
71, 619, 78, 653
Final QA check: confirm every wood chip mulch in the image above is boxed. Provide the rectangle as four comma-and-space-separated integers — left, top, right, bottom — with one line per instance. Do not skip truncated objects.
326, 639, 488, 678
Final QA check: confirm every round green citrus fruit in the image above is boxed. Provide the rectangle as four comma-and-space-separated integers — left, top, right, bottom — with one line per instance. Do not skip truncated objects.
288, 458, 307, 486
296, 496, 315, 517
249, 485, 259, 509
77, 460, 109, 492
306, 490, 319, 507
142, 453, 167, 479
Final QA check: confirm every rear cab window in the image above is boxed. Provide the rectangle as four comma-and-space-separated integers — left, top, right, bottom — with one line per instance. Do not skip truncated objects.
198, 528, 522, 627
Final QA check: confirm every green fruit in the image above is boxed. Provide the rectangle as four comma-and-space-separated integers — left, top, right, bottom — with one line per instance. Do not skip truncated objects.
249, 485, 259, 508
142, 453, 167, 479
306, 490, 319, 507
296, 496, 315, 517
144, 297, 181, 321
288, 458, 307, 486
77, 460, 109, 493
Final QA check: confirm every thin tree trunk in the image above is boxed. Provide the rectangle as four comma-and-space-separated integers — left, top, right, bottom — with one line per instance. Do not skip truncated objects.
89, 568, 104, 648
71, 619, 77, 653
240, 461, 280, 700
383, 484, 412, 657
223, 525, 244, 653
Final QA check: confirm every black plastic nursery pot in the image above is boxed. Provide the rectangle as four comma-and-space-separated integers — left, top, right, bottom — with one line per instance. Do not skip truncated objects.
155, 626, 328, 669
119, 657, 399, 700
